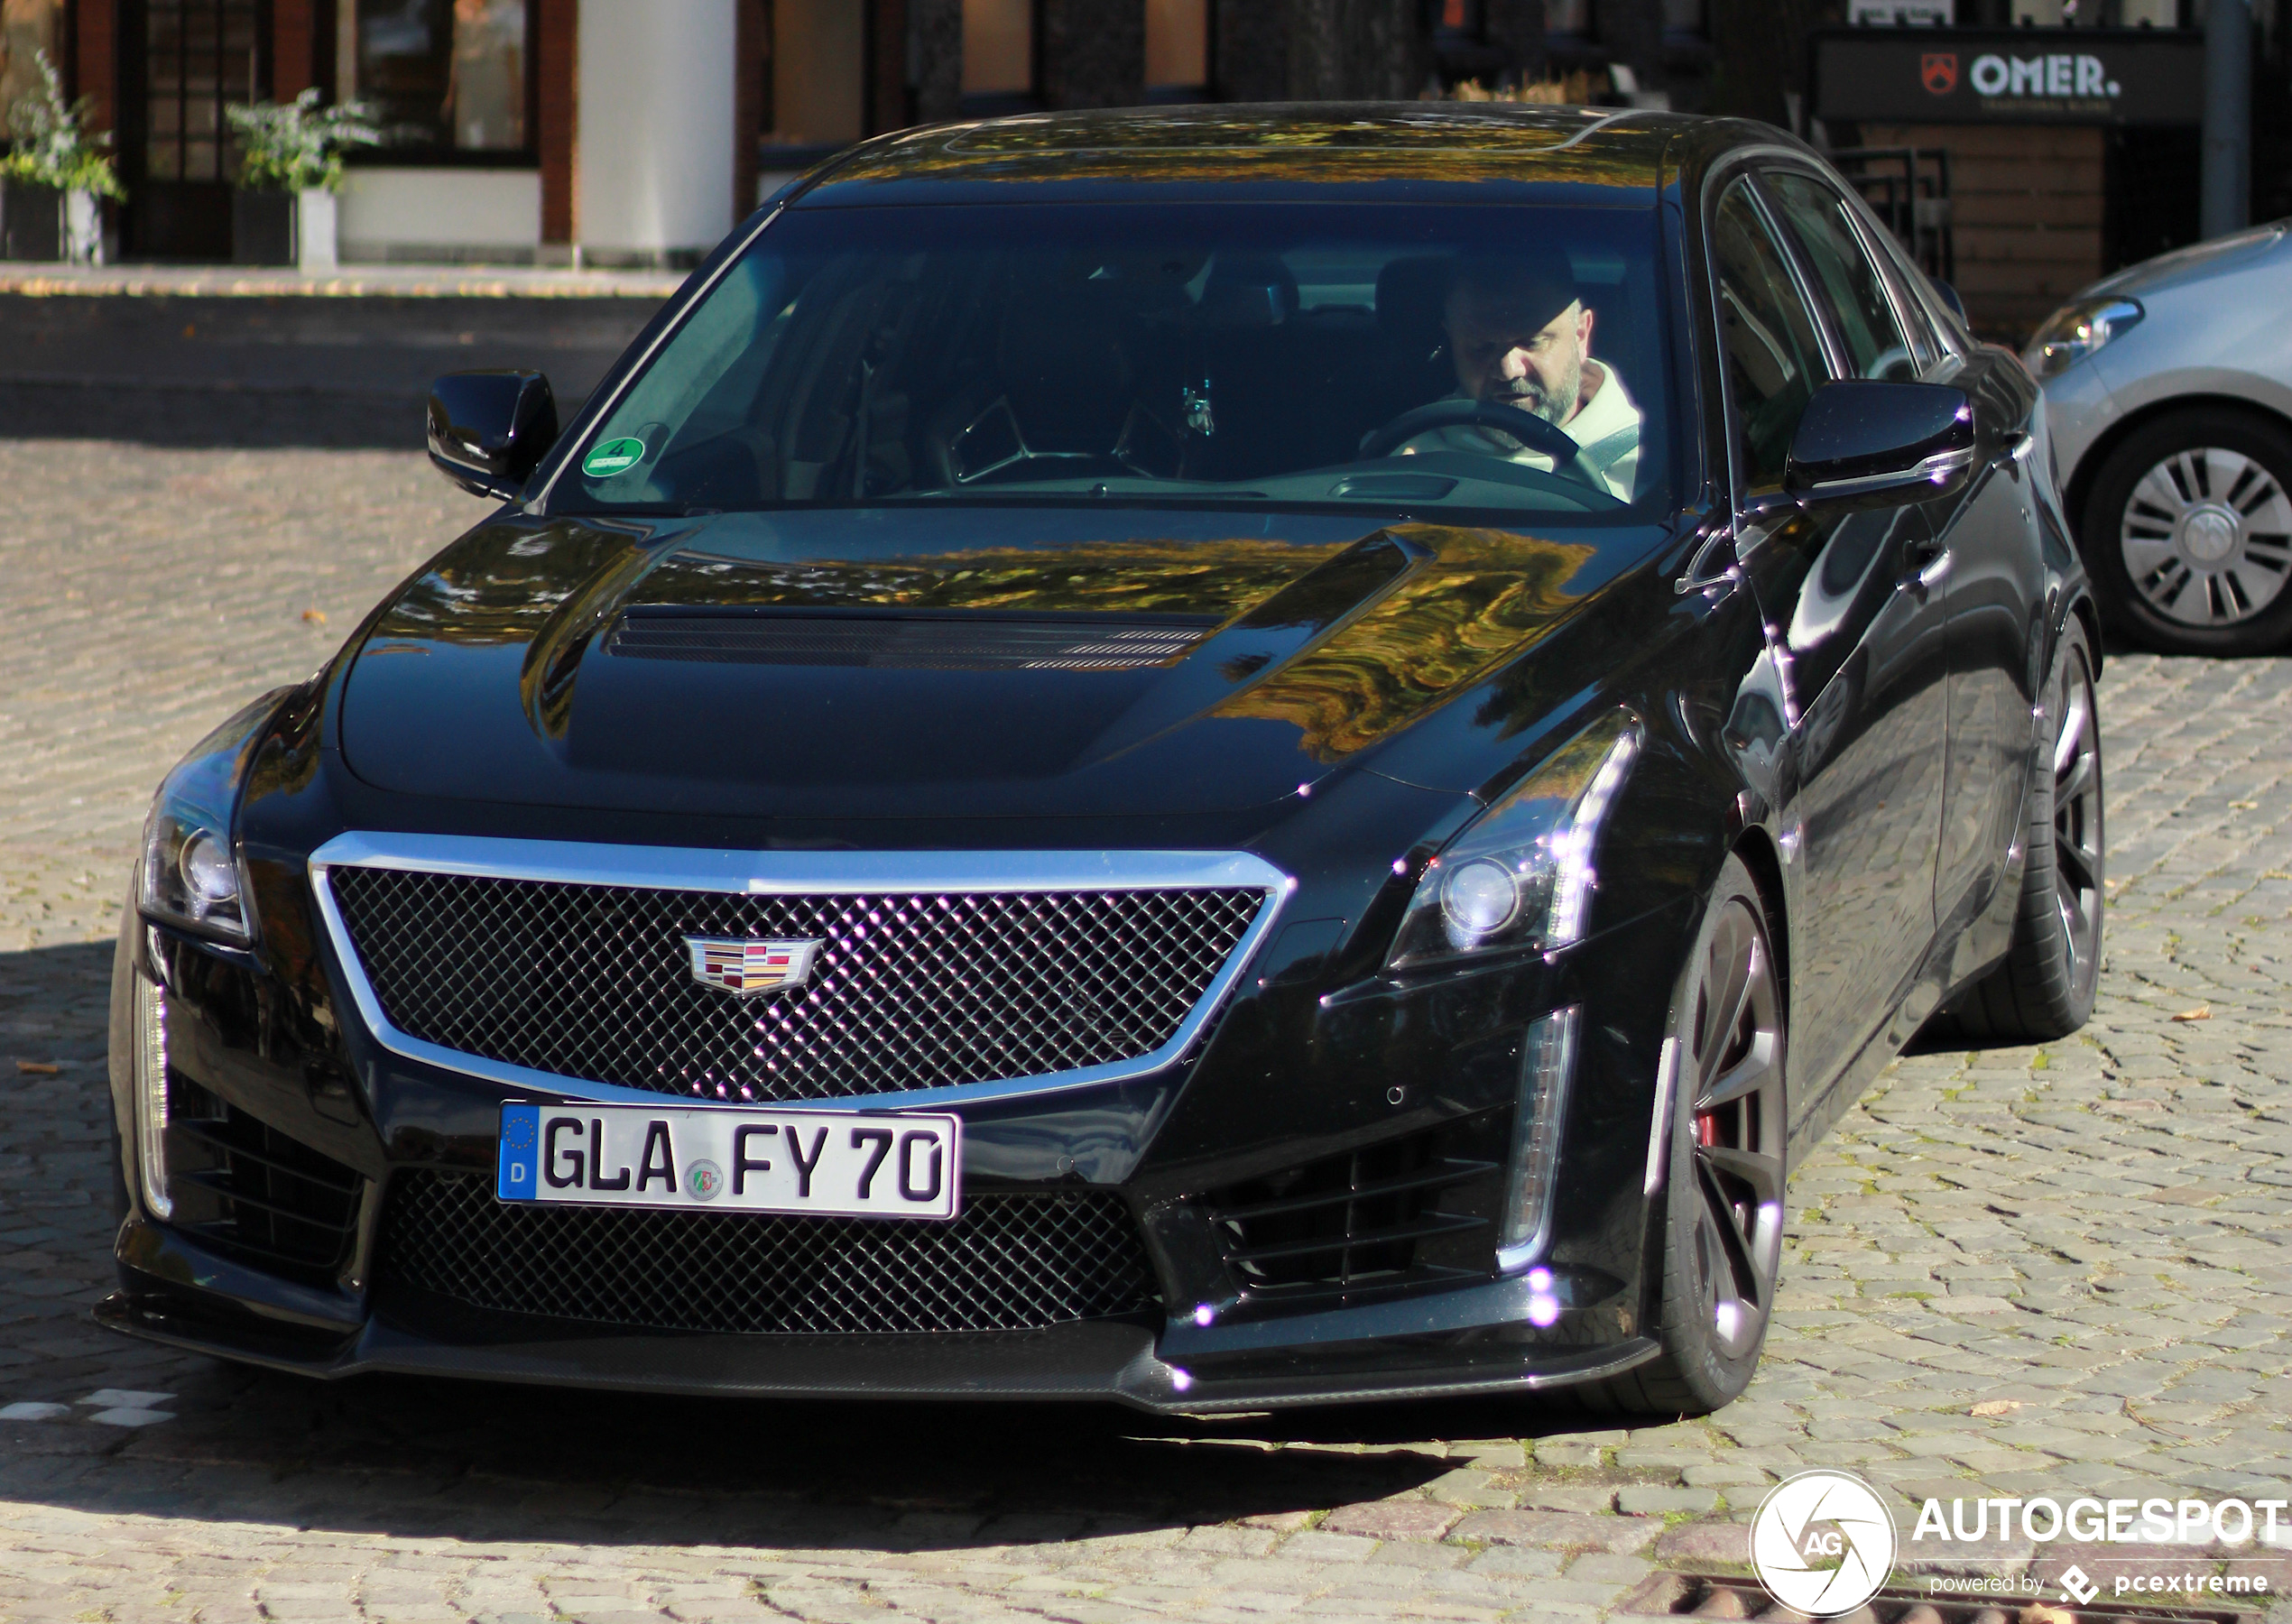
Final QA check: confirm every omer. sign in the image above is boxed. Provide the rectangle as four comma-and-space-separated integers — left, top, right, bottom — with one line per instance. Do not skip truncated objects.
1813, 26, 2204, 125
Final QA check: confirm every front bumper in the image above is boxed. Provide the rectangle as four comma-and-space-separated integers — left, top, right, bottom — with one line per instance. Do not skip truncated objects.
100, 1219, 1661, 1413
104, 844, 1688, 1411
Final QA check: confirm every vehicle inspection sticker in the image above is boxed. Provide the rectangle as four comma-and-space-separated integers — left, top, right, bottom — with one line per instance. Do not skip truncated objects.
495, 1103, 959, 1220
580, 436, 646, 476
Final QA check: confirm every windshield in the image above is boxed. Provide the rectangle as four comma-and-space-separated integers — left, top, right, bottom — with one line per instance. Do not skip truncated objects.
560, 201, 1674, 519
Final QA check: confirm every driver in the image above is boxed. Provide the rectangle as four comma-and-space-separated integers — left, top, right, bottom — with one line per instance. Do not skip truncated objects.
1398, 252, 1643, 500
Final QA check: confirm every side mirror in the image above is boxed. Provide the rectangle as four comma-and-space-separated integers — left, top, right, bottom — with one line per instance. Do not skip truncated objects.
427, 371, 559, 499
1786, 381, 1975, 506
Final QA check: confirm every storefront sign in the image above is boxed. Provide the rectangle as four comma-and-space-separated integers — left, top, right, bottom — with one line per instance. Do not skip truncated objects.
1814, 27, 2204, 125
1847, 1, 1955, 26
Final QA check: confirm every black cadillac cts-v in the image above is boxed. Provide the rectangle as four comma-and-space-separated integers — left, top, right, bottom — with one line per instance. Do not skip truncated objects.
104, 104, 2103, 1416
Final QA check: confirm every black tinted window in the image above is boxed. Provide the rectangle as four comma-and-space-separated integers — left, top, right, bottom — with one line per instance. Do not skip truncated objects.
562, 202, 1672, 518
1764, 171, 1917, 383
1712, 180, 1827, 494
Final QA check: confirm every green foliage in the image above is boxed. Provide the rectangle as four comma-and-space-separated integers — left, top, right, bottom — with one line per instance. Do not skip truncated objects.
226, 88, 380, 193
0, 49, 125, 200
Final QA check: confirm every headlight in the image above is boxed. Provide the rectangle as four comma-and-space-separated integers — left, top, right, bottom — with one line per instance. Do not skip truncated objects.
2023, 297, 2142, 379
1387, 710, 1640, 969
137, 689, 288, 945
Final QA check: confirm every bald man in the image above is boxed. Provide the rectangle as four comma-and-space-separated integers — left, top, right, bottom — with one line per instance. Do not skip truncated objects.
1398, 254, 1642, 500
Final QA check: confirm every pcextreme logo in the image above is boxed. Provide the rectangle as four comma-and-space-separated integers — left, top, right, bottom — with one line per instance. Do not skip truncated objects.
1751, 1472, 1899, 1618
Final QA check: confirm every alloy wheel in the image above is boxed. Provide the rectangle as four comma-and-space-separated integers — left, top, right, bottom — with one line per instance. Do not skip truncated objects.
1684, 899, 1787, 1361
2119, 447, 2292, 626
2050, 641, 2105, 988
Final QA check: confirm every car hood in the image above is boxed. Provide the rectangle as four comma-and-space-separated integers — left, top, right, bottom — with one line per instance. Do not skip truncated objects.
2085, 220, 2288, 301
337, 505, 1636, 819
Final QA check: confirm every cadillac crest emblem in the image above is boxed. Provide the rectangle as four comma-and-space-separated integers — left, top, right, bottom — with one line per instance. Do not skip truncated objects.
682, 936, 822, 996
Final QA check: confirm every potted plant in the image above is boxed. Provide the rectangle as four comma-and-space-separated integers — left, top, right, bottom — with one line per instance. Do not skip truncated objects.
1, 49, 124, 263
225, 89, 379, 271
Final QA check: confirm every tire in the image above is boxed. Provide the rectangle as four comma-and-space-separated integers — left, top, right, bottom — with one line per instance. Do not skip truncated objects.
1578, 854, 1788, 1417
1933, 619, 2104, 1043
2081, 406, 2292, 655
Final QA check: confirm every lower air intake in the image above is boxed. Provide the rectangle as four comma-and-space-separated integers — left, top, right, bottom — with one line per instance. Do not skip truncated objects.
162, 1078, 364, 1286
377, 1171, 1161, 1335
1200, 1111, 1510, 1306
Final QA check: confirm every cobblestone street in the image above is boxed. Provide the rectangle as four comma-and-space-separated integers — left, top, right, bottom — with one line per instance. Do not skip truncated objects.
3, 434, 2289, 1622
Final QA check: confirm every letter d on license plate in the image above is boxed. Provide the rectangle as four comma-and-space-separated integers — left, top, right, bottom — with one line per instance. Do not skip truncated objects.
495, 1103, 961, 1220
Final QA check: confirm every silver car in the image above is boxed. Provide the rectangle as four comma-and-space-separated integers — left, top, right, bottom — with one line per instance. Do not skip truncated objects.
2029, 220, 2292, 655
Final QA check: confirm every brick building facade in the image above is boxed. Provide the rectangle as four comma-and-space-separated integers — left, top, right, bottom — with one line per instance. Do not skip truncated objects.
7, 0, 1704, 267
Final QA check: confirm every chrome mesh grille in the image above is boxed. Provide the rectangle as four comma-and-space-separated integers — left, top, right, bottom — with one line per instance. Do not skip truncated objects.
378, 1171, 1160, 1335
326, 867, 1266, 1102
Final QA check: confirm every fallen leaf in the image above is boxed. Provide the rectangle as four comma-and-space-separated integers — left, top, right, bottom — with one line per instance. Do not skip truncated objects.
12, 1060, 60, 1075
301, 608, 328, 624
1971, 1399, 2021, 1417
2170, 1005, 2211, 1022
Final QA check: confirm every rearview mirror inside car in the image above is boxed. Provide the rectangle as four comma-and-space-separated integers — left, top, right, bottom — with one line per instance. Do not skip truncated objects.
1786, 381, 1975, 506
427, 371, 559, 500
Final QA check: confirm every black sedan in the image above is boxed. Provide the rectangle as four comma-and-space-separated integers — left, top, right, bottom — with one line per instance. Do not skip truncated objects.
103, 104, 2102, 1416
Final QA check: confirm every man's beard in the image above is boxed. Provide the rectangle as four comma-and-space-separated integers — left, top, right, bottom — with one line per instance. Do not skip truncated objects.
1493, 348, 1585, 427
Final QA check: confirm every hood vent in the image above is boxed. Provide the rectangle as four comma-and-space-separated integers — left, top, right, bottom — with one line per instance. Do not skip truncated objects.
607, 609, 1218, 671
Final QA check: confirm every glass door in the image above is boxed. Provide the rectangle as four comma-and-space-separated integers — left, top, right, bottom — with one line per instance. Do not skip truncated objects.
120, 0, 272, 259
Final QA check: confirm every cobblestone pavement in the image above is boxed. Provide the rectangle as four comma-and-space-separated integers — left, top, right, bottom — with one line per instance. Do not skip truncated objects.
3, 435, 2290, 1622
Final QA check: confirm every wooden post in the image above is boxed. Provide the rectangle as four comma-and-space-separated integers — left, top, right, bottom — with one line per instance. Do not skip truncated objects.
539, 0, 578, 251
735, 0, 769, 216
273, 0, 316, 100
71, 0, 117, 133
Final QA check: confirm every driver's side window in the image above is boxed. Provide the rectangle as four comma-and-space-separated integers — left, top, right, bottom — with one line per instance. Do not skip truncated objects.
1712, 178, 1829, 496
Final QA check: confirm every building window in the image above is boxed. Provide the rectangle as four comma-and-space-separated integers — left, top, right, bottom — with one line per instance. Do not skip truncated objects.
963, 0, 1034, 106
771, 0, 865, 148
0, 0, 62, 136
1146, 0, 1207, 97
1547, 0, 1592, 35
345, 0, 532, 154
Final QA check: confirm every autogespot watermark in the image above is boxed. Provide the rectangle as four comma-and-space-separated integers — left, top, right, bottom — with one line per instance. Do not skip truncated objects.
1750, 1472, 2286, 1616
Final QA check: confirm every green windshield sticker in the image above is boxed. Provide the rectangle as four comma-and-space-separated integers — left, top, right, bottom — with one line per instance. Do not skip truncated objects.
582, 437, 646, 477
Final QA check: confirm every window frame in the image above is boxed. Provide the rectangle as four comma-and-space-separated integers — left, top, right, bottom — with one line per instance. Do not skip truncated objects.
1759, 160, 1954, 383
1700, 157, 1848, 514
1756, 163, 1928, 385
338, 0, 543, 170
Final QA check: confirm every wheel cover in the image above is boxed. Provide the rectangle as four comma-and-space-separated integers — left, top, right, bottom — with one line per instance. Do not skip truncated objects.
1685, 899, 1787, 1361
2119, 447, 2292, 626
2051, 643, 2105, 990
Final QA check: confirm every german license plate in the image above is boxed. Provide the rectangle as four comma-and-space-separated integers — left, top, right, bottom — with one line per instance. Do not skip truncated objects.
494, 1103, 960, 1220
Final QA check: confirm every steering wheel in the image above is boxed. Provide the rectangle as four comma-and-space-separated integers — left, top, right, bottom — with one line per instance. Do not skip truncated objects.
1358, 399, 1610, 494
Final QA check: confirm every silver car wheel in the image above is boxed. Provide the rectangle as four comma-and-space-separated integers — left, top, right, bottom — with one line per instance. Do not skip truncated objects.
2051, 644, 2104, 984
2119, 447, 2292, 626
1685, 900, 1787, 1363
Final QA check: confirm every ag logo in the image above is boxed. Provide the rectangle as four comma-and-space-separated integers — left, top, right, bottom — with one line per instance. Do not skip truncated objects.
1921, 51, 1958, 95
1751, 1471, 1898, 1618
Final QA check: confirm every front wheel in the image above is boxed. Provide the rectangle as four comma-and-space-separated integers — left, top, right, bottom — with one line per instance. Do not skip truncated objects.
1581, 854, 1788, 1416
2082, 407, 2292, 655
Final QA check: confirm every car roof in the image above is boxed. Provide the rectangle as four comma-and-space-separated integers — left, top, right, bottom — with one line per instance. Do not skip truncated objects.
790, 102, 1707, 209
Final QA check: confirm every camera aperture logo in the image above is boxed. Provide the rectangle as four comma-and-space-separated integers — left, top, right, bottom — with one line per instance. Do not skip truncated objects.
1751, 1471, 1899, 1618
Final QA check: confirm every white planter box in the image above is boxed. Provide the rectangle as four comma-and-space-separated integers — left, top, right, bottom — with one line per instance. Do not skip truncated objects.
65, 189, 103, 265
297, 188, 338, 272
